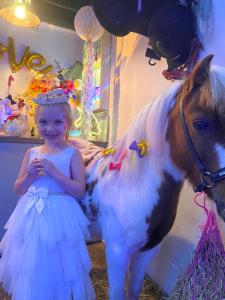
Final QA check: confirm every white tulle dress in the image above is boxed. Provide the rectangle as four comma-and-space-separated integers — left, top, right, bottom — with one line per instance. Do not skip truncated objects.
0, 146, 95, 300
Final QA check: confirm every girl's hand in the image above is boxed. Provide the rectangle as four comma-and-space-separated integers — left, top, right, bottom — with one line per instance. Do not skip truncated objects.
38, 158, 57, 178
27, 158, 43, 178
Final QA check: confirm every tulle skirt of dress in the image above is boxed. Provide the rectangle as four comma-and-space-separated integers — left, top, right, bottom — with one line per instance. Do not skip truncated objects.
0, 193, 95, 300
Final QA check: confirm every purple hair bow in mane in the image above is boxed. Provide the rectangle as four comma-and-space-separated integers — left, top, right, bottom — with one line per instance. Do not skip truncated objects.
129, 139, 148, 158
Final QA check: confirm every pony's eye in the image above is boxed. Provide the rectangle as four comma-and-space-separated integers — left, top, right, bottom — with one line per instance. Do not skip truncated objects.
192, 119, 210, 131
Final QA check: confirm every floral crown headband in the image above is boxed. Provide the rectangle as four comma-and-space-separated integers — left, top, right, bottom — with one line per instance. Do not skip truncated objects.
33, 88, 69, 105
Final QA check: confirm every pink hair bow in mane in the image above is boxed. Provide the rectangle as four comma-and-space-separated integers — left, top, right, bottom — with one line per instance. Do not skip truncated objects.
109, 161, 122, 171
109, 150, 127, 171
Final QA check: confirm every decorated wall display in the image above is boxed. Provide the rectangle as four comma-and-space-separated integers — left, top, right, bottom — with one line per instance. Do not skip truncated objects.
0, 33, 108, 143
73, 6, 107, 142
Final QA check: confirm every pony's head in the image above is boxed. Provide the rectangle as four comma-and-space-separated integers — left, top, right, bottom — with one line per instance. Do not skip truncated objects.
167, 55, 225, 221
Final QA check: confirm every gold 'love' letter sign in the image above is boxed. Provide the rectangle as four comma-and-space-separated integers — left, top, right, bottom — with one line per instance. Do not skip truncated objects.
0, 37, 53, 74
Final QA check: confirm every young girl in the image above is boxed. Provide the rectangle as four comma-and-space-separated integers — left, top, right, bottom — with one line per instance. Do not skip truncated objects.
0, 88, 95, 300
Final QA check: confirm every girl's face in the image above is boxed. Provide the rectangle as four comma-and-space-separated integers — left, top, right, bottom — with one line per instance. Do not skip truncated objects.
36, 105, 69, 144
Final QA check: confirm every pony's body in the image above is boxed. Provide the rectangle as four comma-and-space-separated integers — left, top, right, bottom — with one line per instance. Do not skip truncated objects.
71, 56, 225, 299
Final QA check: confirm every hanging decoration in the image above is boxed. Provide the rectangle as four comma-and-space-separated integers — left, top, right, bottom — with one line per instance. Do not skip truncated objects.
74, 6, 104, 42
74, 6, 105, 140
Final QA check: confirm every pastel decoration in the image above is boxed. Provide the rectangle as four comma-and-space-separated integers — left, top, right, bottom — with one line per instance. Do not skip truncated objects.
74, 6, 104, 42
129, 139, 148, 158
102, 146, 116, 156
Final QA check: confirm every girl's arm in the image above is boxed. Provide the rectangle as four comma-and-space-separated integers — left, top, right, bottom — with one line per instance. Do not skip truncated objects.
40, 149, 86, 199
14, 149, 43, 195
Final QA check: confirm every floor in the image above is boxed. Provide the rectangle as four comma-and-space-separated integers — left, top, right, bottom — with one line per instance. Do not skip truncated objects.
0, 242, 164, 300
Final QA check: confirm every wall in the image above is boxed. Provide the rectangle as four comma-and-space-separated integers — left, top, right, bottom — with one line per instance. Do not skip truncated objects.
0, 141, 39, 238
108, 33, 171, 143
108, 0, 225, 294
0, 19, 84, 98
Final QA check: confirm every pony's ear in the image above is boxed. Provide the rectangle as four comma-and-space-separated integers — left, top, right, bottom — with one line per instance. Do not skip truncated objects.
190, 54, 214, 87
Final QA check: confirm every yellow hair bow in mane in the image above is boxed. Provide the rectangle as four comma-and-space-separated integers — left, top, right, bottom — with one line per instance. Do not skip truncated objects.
102, 146, 116, 156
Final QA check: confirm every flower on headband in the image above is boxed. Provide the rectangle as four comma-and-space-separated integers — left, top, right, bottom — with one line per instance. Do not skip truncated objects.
7, 115, 16, 121
33, 88, 69, 105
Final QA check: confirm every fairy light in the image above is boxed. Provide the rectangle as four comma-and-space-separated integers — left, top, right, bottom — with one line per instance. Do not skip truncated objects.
86, 112, 102, 137
80, 39, 105, 139
74, 106, 83, 128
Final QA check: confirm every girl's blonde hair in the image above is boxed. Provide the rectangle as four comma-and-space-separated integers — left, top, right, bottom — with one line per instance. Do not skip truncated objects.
34, 103, 72, 140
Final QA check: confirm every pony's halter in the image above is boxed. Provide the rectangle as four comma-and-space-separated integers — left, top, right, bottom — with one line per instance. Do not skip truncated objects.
179, 99, 225, 193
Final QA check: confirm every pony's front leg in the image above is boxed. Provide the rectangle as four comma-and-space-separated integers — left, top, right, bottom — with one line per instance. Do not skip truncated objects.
127, 246, 159, 300
105, 242, 130, 300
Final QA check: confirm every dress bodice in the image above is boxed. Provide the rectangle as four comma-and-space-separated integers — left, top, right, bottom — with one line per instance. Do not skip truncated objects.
29, 145, 75, 192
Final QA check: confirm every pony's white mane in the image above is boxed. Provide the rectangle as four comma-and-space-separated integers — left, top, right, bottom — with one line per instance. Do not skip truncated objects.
197, 65, 225, 112
209, 65, 225, 105
98, 81, 182, 184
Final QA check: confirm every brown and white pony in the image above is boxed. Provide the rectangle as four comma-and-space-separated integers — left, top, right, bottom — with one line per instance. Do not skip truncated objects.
71, 55, 225, 300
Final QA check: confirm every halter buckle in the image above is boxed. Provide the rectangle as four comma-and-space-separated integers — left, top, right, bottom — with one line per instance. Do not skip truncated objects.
201, 171, 216, 189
